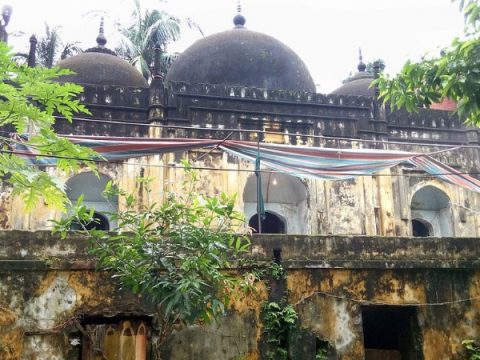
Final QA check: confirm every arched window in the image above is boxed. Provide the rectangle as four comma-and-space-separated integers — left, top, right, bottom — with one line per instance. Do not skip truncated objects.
410, 186, 452, 237
243, 173, 308, 234
249, 211, 286, 234
66, 172, 117, 230
411, 218, 432, 237
70, 211, 110, 231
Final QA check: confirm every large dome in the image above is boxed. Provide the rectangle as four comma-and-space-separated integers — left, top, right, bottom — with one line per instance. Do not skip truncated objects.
166, 21, 315, 92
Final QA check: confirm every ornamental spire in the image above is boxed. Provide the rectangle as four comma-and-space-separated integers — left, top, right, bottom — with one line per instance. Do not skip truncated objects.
27, 34, 37, 67
357, 48, 366, 72
96, 17, 107, 47
233, 0, 246, 27
85, 16, 116, 55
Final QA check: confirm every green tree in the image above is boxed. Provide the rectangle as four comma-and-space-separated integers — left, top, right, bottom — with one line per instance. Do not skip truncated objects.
0, 42, 96, 209
463, 340, 480, 359
15, 23, 82, 68
375, 0, 480, 126
55, 163, 250, 357
116, 0, 202, 80
36, 23, 82, 68
366, 59, 385, 74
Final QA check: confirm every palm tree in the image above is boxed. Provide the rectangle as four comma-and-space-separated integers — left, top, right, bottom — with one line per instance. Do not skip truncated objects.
13, 23, 83, 68
116, 0, 202, 80
36, 24, 82, 68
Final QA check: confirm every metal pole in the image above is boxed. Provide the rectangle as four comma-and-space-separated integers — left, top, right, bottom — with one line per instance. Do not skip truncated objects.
256, 130, 262, 234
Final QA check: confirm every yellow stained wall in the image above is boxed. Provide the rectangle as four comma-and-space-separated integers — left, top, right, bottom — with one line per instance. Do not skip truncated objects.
3, 149, 480, 237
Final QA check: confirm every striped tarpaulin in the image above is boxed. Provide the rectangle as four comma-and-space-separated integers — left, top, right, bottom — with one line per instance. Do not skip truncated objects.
220, 140, 480, 192
13, 135, 480, 193
66, 135, 223, 161
220, 141, 415, 180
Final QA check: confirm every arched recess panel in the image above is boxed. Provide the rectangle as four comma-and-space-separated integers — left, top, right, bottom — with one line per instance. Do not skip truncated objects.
243, 173, 308, 234
249, 211, 286, 234
66, 172, 118, 230
410, 186, 453, 237
81, 319, 149, 360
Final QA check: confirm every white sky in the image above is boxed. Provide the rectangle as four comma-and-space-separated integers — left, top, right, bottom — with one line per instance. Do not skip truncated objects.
6, 0, 466, 93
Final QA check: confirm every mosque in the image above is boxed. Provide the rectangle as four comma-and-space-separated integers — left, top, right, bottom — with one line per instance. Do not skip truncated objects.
1, 6, 480, 360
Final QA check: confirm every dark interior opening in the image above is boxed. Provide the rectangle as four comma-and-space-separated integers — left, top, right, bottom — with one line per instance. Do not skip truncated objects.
412, 219, 430, 237
71, 211, 110, 231
249, 211, 285, 233
316, 338, 336, 359
82, 314, 152, 325
362, 306, 422, 360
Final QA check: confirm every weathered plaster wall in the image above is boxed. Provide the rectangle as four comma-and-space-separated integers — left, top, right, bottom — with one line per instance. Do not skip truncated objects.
0, 232, 480, 359
287, 269, 480, 360
4, 145, 480, 239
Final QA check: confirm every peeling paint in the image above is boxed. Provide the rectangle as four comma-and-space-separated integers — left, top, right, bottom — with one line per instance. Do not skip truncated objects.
0, 234, 479, 359
25, 275, 76, 329
334, 300, 354, 350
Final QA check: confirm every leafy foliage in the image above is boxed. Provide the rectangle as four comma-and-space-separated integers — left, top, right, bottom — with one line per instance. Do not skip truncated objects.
116, 0, 178, 79
0, 42, 95, 209
269, 261, 285, 280
316, 348, 328, 360
239, 258, 285, 282
262, 300, 298, 360
14, 23, 82, 68
115, 0, 202, 80
36, 23, 82, 68
463, 340, 480, 360
55, 162, 250, 350
374, 0, 480, 126
366, 59, 385, 74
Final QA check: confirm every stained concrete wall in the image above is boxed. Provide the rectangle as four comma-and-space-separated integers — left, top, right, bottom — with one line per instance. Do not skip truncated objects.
0, 232, 480, 359
2, 145, 480, 241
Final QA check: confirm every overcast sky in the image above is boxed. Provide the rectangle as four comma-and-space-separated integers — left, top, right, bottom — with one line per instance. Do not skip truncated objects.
6, 0, 466, 92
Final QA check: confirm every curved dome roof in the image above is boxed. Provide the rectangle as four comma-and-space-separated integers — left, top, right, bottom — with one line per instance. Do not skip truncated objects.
56, 20, 148, 88
166, 19, 315, 92
331, 51, 376, 97
331, 72, 375, 97
57, 52, 148, 87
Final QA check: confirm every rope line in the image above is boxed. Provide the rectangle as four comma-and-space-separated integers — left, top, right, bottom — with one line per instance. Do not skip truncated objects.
3, 147, 480, 178
294, 290, 480, 307
51, 115, 480, 149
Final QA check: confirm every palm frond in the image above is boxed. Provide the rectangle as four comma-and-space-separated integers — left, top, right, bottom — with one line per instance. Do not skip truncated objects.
60, 42, 83, 60
132, 55, 151, 80
116, 1, 198, 81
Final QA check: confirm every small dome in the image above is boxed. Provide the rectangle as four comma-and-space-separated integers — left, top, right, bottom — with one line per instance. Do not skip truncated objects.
57, 52, 148, 87
166, 27, 315, 92
331, 49, 376, 97
331, 71, 375, 97
56, 19, 148, 88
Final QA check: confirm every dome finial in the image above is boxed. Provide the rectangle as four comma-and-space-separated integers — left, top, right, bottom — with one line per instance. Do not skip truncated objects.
357, 47, 366, 72
85, 16, 116, 55
96, 17, 107, 47
233, 0, 246, 27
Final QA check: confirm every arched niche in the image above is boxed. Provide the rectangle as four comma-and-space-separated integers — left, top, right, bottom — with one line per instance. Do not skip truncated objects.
411, 218, 432, 237
410, 186, 452, 237
249, 211, 286, 234
70, 211, 110, 231
243, 172, 308, 234
66, 172, 118, 230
